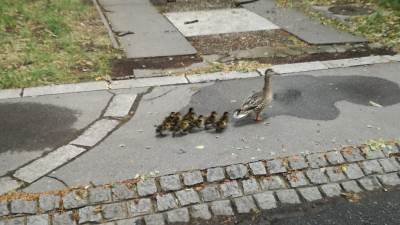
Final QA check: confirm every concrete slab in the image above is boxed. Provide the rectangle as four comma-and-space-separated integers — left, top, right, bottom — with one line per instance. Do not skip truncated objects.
23, 81, 108, 97
32, 62, 400, 189
22, 176, 67, 193
322, 56, 391, 69
14, 145, 86, 183
100, 0, 196, 58
109, 76, 188, 89
0, 88, 21, 100
187, 71, 260, 83
271, 61, 328, 74
0, 176, 22, 195
243, 0, 366, 44
70, 119, 120, 147
164, 8, 279, 37
104, 94, 137, 118
0, 91, 112, 177
383, 54, 400, 62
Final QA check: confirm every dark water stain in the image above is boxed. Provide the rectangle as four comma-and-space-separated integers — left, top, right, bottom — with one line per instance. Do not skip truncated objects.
0, 102, 78, 153
180, 75, 400, 124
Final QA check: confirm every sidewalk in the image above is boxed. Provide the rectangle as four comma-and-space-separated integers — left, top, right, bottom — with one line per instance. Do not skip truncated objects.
1, 57, 400, 225
0, 56, 399, 193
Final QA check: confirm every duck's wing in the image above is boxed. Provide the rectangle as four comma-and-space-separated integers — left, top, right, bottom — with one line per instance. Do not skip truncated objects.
234, 92, 263, 119
240, 91, 264, 112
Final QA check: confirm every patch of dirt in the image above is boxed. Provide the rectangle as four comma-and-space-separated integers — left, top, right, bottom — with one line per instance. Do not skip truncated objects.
188, 30, 309, 55
237, 46, 395, 65
110, 55, 203, 79
328, 5, 373, 16
152, 0, 236, 13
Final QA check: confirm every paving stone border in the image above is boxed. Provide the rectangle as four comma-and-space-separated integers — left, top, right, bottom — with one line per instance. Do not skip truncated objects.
1, 143, 399, 225
0, 93, 138, 195
1, 55, 399, 100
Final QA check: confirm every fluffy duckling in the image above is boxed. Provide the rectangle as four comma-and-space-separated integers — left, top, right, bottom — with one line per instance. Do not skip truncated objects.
215, 112, 229, 132
170, 112, 181, 130
156, 121, 172, 137
172, 119, 191, 137
182, 107, 196, 121
163, 112, 176, 124
204, 111, 218, 130
192, 115, 204, 128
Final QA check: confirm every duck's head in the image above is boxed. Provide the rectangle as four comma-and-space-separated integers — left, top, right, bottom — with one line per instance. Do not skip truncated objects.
264, 68, 274, 76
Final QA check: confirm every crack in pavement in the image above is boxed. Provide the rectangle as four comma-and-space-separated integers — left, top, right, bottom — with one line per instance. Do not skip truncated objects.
143, 86, 178, 101
45, 175, 69, 188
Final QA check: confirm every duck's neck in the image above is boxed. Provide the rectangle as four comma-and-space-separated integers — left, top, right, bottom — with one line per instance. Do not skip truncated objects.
263, 76, 272, 99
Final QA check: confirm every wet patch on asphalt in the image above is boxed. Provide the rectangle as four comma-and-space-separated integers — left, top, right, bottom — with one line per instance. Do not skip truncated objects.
0, 102, 78, 153
181, 75, 400, 124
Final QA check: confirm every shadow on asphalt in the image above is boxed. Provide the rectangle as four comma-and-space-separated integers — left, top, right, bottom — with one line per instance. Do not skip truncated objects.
180, 75, 400, 127
0, 102, 78, 153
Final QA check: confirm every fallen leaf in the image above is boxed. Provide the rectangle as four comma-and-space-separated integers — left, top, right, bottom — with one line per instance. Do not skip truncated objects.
369, 100, 383, 107
341, 192, 361, 203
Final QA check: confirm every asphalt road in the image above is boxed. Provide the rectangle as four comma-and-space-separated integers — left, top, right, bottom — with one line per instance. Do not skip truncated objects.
237, 189, 400, 225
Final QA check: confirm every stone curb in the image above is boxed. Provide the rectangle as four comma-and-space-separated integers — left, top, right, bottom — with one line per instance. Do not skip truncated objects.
1, 55, 399, 100
1, 143, 399, 225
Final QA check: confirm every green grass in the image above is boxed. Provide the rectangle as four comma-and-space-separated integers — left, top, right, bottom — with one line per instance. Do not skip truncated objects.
0, 0, 122, 89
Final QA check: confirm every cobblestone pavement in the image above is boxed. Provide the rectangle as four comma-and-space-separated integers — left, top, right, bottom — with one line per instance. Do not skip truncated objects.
1, 143, 399, 225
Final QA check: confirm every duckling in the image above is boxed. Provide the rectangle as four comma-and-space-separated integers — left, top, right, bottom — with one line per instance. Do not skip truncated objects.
172, 119, 191, 137
170, 112, 181, 130
182, 107, 196, 121
192, 115, 204, 128
234, 68, 274, 121
204, 111, 218, 130
155, 121, 172, 137
215, 112, 229, 132
163, 112, 176, 124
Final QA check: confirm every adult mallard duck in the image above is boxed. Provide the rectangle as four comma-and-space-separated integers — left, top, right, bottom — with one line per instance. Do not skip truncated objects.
234, 68, 274, 121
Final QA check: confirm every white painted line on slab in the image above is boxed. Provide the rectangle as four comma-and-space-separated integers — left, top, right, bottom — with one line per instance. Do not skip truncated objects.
109, 76, 188, 89
270, 61, 328, 74
23, 81, 108, 97
321, 55, 390, 69
0, 176, 22, 195
104, 94, 137, 118
186, 71, 260, 83
383, 54, 400, 62
70, 119, 119, 147
13, 145, 86, 183
164, 8, 279, 37
0, 88, 22, 100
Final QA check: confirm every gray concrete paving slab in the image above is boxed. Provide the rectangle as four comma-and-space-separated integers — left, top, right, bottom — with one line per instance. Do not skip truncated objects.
14, 145, 87, 183
243, 0, 366, 44
164, 8, 279, 37
100, 0, 196, 58
23, 81, 108, 97
0, 88, 21, 100
0, 176, 22, 195
22, 177, 67, 193
0, 91, 112, 176
31, 62, 400, 190
104, 94, 137, 118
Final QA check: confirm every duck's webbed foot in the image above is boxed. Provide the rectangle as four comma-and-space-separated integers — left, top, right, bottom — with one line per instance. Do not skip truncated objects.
254, 112, 262, 121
